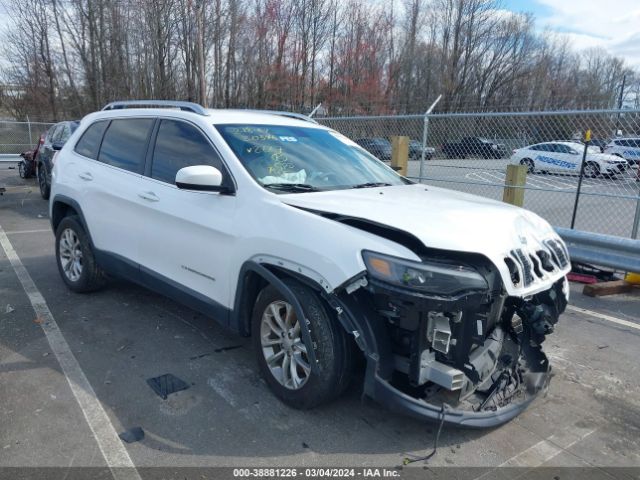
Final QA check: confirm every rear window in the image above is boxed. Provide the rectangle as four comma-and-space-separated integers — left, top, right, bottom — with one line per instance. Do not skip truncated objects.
75, 121, 109, 159
98, 119, 154, 173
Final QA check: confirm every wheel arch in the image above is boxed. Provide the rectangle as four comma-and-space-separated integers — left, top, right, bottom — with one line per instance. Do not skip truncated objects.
50, 195, 93, 244
232, 261, 376, 362
232, 260, 321, 373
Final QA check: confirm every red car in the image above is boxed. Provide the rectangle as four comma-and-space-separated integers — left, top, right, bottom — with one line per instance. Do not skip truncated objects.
18, 132, 46, 179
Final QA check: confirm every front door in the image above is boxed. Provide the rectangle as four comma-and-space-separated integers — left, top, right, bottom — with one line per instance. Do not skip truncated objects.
135, 119, 238, 311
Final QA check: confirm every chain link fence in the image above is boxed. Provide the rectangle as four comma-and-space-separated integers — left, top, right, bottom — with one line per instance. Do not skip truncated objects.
319, 109, 640, 240
2, 113, 639, 238
0, 120, 54, 156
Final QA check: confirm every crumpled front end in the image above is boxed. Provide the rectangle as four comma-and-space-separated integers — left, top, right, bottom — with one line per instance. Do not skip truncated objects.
328, 249, 569, 428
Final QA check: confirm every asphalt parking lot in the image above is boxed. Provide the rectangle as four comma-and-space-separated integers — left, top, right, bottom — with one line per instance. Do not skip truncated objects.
1, 163, 640, 478
407, 158, 640, 238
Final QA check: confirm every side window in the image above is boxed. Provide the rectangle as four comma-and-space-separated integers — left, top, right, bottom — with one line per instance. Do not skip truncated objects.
619, 140, 629, 147
47, 125, 63, 143
151, 119, 224, 184
530, 144, 542, 151
74, 121, 109, 160
58, 124, 71, 143
98, 118, 154, 173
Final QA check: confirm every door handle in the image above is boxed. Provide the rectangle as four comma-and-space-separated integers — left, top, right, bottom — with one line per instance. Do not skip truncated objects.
138, 191, 159, 202
78, 172, 93, 181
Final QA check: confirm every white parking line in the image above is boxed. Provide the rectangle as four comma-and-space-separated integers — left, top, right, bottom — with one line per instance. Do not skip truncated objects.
498, 425, 596, 467
5, 228, 51, 235
566, 304, 640, 331
0, 225, 141, 480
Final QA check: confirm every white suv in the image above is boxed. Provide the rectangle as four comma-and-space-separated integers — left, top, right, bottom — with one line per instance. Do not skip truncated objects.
50, 101, 571, 427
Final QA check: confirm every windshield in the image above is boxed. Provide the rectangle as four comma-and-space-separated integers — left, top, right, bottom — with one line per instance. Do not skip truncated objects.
216, 124, 408, 192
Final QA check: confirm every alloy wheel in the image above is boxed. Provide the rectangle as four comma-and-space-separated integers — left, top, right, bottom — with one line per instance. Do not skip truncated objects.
59, 228, 83, 282
584, 162, 598, 178
260, 300, 311, 390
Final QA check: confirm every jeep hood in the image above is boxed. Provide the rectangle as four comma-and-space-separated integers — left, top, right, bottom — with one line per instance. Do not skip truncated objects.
280, 184, 568, 296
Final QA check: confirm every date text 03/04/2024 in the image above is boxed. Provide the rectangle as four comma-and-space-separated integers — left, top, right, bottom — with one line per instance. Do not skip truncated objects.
232, 468, 401, 478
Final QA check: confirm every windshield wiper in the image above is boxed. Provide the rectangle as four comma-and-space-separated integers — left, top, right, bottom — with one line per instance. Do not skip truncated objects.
350, 182, 393, 189
263, 183, 321, 192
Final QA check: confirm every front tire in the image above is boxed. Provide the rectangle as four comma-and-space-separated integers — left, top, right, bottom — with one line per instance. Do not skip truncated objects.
251, 280, 354, 409
38, 164, 50, 199
584, 161, 600, 178
18, 161, 28, 178
55, 216, 106, 293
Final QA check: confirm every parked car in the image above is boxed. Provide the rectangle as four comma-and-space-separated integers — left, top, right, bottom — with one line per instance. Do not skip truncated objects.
511, 141, 628, 177
36, 120, 79, 199
354, 137, 392, 161
442, 137, 507, 159
50, 100, 570, 427
408, 140, 435, 160
604, 138, 640, 166
18, 132, 46, 179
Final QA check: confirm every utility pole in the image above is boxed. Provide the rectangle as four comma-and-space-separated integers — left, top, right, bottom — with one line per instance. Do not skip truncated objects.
615, 73, 626, 135
196, 0, 207, 108
618, 74, 627, 109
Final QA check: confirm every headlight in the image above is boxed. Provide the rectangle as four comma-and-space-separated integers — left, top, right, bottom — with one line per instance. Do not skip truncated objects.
362, 251, 488, 295
491, 144, 498, 150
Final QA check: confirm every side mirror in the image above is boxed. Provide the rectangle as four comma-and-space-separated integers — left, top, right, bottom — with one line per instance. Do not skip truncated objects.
52, 142, 64, 151
175, 165, 233, 193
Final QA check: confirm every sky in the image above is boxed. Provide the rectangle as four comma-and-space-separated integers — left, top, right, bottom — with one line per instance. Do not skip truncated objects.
502, 0, 640, 67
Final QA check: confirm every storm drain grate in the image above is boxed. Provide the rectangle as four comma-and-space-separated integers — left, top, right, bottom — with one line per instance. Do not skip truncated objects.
146, 373, 190, 400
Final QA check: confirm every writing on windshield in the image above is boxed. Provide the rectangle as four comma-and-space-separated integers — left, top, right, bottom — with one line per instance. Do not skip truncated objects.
216, 124, 407, 193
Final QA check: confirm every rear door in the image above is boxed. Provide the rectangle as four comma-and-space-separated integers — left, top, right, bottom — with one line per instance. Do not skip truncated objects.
136, 118, 238, 311
533, 143, 566, 173
77, 117, 155, 268
552, 144, 581, 173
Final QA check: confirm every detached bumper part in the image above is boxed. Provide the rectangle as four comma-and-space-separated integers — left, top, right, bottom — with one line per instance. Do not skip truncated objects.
350, 272, 565, 427
368, 367, 549, 428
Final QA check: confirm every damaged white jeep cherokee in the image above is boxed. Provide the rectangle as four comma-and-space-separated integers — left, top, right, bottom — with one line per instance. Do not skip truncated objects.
50, 101, 571, 427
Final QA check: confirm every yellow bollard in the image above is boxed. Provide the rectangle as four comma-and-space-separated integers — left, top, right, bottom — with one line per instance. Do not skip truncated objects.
625, 272, 640, 285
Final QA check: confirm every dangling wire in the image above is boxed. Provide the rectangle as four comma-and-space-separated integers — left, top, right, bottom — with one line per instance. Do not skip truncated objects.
403, 403, 448, 465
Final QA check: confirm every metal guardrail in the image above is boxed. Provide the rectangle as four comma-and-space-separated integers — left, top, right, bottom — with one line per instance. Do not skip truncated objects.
555, 227, 640, 272
0, 154, 21, 163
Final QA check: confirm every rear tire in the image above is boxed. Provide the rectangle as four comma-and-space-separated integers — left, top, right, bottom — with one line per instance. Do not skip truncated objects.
520, 158, 535, 173
252, 280, 354, 409
55, 216, 106, 293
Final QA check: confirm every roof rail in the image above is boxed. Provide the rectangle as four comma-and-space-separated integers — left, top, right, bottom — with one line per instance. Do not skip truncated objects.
234, 109, 318, 124
102, 100, 208, 115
